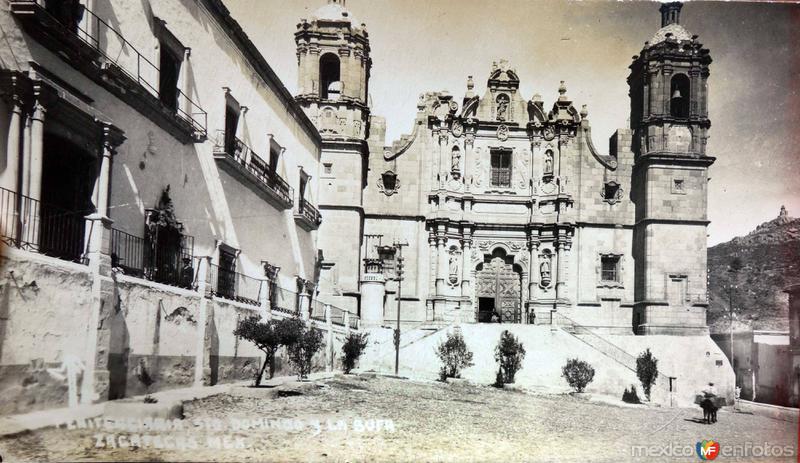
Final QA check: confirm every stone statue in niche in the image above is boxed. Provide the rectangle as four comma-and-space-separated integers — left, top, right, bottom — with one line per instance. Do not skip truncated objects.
451, 146, 461, 176
539, 252, 552, 286
544, 150, 554, 175
496, 94, 510, 121
448, 249, 459, 285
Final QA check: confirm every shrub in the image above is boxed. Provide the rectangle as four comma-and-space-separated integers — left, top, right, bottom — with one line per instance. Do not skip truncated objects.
286, 322, 325, 380
234, 316, 283, 386
436, 327, 474, 381
636, 348, 659, 401
135, 358, 157, 403
342, 332, 370, 374
494, 330, 526, 386
622, 384, 642, 404
562, 358, 595, 393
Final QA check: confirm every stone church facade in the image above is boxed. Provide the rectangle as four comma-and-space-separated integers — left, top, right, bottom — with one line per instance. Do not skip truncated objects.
300, 1, 714, 335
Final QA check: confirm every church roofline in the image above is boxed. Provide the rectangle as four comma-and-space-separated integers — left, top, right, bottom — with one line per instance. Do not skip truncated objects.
200, 0, 322, 146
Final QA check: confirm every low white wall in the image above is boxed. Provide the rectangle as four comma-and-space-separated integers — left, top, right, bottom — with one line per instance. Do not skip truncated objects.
361, 324, 734, 407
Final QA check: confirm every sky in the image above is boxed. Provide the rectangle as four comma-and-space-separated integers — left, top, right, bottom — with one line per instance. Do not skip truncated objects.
227, 0, 800, 246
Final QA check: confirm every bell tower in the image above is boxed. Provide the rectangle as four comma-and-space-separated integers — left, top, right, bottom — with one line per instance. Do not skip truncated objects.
295, 0, 372, 314
629, 2, 715, 335
295, 0, 371, 141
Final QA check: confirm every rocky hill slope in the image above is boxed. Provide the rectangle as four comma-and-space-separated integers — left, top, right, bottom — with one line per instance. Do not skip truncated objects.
707, 206, 800, 333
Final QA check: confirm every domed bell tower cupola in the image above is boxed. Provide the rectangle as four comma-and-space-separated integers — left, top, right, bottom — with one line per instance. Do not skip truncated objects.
629, 2, 716, 336
295, 0, 371, 141
628, 1, 712, 156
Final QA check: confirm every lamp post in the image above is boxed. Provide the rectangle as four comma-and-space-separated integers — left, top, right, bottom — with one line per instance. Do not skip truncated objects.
727, 257, 742, 387
728, 282, 736, 381
393, 240, 408, 376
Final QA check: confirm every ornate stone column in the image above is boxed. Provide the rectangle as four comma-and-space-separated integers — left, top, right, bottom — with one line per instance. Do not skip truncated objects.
460, 235, 472, 297
555, 235, 571, 302
428, 234, 437, 295
464, 132, 474, 191
438, 131, 448, 188
527, 237, 540, 302
436, 235, 448, 294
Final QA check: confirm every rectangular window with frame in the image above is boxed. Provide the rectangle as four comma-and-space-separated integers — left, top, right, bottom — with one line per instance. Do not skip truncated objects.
601, 255, 621, 282
155, 18, 185, 111
299, 169, 309, 209
269, 147, 280, 174
224, 93, 240, 156
490, 149, 512, 188
217, 245, 237, 299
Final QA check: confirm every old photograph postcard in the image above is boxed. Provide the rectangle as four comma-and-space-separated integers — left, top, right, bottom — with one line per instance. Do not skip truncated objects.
0, 0, 797, 461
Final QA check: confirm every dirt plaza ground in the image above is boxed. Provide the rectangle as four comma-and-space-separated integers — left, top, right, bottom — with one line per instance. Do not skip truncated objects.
0, 375, 796, 462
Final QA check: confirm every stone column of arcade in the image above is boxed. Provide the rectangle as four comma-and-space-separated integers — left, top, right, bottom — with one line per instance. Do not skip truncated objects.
360, 258, 386, 328
297, 277, 312, 321
20, 97, 45, 242
1, 92, 22, 192
82, 122, 124, 404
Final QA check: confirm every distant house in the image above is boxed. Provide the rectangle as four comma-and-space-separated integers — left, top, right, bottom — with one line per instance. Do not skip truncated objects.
785, 284, 800, 406
712, 329, 793, 406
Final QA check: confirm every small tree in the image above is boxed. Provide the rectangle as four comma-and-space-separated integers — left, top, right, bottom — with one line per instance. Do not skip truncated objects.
622, 384, 642, 404
494, 330, 526, 386
436, 327, 474, 381
342, 332, 369, 374
234, 316, 282, 386
562, 358, 595, 393
135, 358, 157, 403
275, 315, 305, 348
636, 348, 659, 401
286, 322, 325, 380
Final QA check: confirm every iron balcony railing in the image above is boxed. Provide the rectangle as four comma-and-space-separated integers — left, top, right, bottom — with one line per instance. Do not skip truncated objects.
14, 0, 207, 137
270, 285, 300, 315
348, 312, 359, 330
0, 187, 87, 264
214, 130, 294, 206
110, 227, 195, 289
296, 197, 322, 227
310, 299, 326, 322
208, 263, 264, 306
330, 305, 346, 327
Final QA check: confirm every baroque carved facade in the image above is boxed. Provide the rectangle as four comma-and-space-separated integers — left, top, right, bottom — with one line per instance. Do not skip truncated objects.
301, 1, 713, 335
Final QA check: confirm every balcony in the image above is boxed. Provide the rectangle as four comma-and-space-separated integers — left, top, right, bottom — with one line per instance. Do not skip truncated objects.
109, 227, 195, 289
212, 130, 294, 209
10, 0, 207, 143
207, 263, 263, 306
0, 187, 87, 264
294, 197, 322, 231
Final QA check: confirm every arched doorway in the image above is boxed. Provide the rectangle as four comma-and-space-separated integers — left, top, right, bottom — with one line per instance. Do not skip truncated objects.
475, 248, 522, 323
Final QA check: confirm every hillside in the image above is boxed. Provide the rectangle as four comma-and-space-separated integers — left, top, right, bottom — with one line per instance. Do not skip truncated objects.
707, 206, 800, 333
